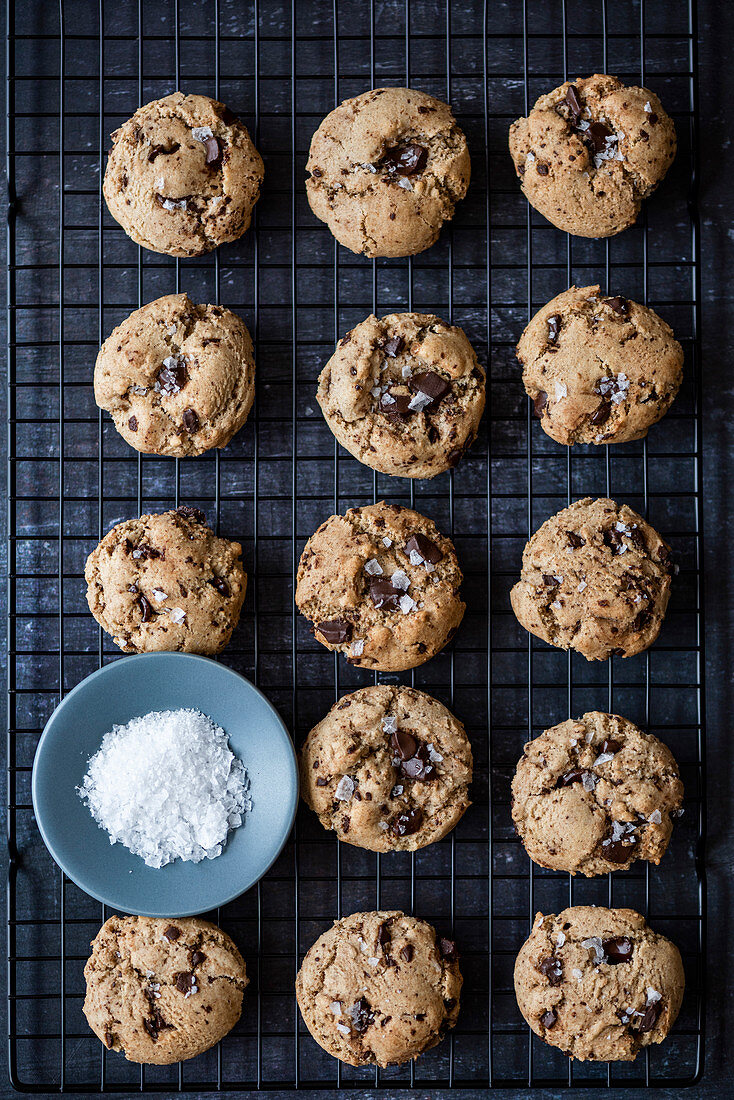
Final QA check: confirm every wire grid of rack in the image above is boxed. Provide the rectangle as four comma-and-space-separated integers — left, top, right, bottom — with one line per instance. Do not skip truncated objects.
5, 0, 705, 1092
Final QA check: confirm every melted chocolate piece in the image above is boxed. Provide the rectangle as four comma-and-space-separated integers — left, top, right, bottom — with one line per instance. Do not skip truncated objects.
533, 391, 548, 417
637, 998, 663, 1033
391, 728, 417, 760
379, 388, 413, 422
606, 296, 629, 316
591, 400, 612, 426
557, 768, 586, 787
203, 136, 222, 165
547, 314, 562, 344
400, 742, 436, 781
209, 576, 230, 597
567, 530, 585, 549
585, 120, 615, 155
409, 371, 451, 406
317, 619, 352, 644
391, 807, 423, 836
600, 738, 623, 755
602, 836, 638, 863
156, 359, 187, 395
438, 937, 459, 962
565, 84, 583, 123
182, 407, 199, 433
163, 925, 182, 942
128, 415, 138, 432
136, 594, 153, 622
382, 334, 404, 358
405, 532, 443, 564
540, 1009, 557, 1029
369, 578, 402, 611
538, 956, 563, 985
350, 997, 374, 1032
400, 943, 414, 963
602, 936, 633, 964
174, 971, 197, 995
175, 505, 206, 524
377, 142, 428, 176
148, 142, 180, 162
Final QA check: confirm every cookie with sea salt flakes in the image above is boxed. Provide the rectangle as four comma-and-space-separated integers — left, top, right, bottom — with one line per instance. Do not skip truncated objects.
511, 711, 683, 876
300, 685, 473, 851
306, 87, 470, 257
295, 910, 462, 1067
104, 92, 264, 257
295, 501, 465, 672
85, 506, 246, 655
510, 497, 673, 661
517, 286, 683, 446
83, 915, 247, 1064
317, 312, 485, 478
95, 293, 255, 458
509, 74, 676, 237
514, 906, 684, 1061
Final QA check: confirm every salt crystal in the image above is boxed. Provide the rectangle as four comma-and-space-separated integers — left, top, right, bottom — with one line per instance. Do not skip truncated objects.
427, 743, 443, 763
382, 715, 398, 735
367, 957, 379, 967
330, 1001, 342, 1016
554, 381, 567, 401
424, 562, 436, 573
131, 384, 148, 395
581, 772, 597, 792
336, 1022, 351, 1036
526, 151, 535, 163
381, 393, 396, 406
350, 639, 364, 657
398, 177, 413, 190
577, 579, 587, 592
409, 549, 424, 566
152, 588, 168, 603
364, 558, 383, 576
581, 937, 606, 966
161, 197, 188, 211
382, 536, 393, 547
592, 751, 614, 767
399, 594, 416, 614
192, 126, 214, 142
551, 600, 562, 610
401, 365, 412, 379
644, 101, 652, 113
391, 570, 410, 591
378, 820, 389, 830
572, 968, 583, 981
334, 775, 355, 802
408, 391, 433, 412
78, 709, 250, 868
169, 607, 187, 624
555, 931, 566, 947
648, 809, 662, 824
646, 987, 662, 1004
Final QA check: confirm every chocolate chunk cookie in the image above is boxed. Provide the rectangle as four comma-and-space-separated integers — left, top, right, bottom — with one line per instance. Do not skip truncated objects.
514, 906, 684, 1061
295, 502, 465, 671
509, 74, 676, 237
85, 507, 247, 654
104, 92, 264, 256
511, 712, 683, 876
317, 313, 485, 478
295, 910, 461, 1067
300, 685, 473, 851
306, 87, 470, 257
518, 286, 683, 445
510, 497, 673, 661
83, 915, 247, 1064
95, 293, 255, 457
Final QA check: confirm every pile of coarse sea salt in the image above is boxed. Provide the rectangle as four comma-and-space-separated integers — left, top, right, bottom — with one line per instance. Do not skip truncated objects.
78, 708, 251, 868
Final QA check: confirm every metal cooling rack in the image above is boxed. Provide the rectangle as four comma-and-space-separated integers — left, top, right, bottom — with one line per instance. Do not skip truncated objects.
5, 0, 705, 1092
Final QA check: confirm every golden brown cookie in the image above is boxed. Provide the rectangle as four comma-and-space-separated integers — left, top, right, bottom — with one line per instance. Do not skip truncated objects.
300, 685, 473, 851
95, 294, 255, 457
510, 497, 673, 661
518, 286, 683, 445
295, 910, 461, 1066
83, 915, 247, 1064
509, 74, 676, 237
104, 92, 264, 256
306, 87, 470, 257
85, 506, 246, 654
317, 313, 485, 478
295, 501, 465, 671
511, 712, 683, 875
514, 906, 684, 1061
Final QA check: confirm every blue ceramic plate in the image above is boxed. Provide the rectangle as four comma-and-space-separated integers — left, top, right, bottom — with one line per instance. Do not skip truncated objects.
32, 653, 298, 918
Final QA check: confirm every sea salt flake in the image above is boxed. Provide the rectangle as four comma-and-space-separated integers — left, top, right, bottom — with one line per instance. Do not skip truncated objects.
152, 588, 168, 603
399, 594, 416, 615
572, 968, 583, 981
330, 1001, 342, 1016
367, 957, 379, 967
350, 639, 365, 657
391, 570, 410, 591
554, 381, 568, 401
427, 743, 443, 763
169, 607, 186, 624
646, 987, 662, 1004
592, 751, 614, 767
381, 392, 396, 406
161, 197, 188, 211
131, 384, 148, 395
648, 809, 662, 824
408, 391, 433, 412
192, 126, 214, 142
581, 937, 606, 965
364, 558, 383, 576
336, 1022, 351, 1036
581, 772, 597, 792
371, 386, 381, 398
577, 579, 587, 592
397, 177, 413, 190
401, 365, 412, 379
335, 775, 355, 802
555, 932, 566, 947
526, 151, 536, 163
382, 536, 393, 547
644, 101, 652, 113
382, 715, 398, 735
77, 708, 250, 868
409, 549, 424, 566
551, 600, 562, 610
378, 820, 389, 830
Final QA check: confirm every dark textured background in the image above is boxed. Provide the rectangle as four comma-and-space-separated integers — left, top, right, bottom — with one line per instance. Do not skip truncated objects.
2, 0, 732, 1096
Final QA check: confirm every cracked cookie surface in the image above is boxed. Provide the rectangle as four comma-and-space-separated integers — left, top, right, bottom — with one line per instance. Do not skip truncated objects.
509, 74, 676, 237
295, 501, 465, 672
510, 497, 673, 661
300, 685, 473, 852
295, 910, 462, 1067
511, 711, 683, 876
317, 313, 485, 478
83, 915, 247, 1065
306, 87, 470, 257
104, 92, 264, 257
95, 293, 255, 457
518, 286, 683, 446
85, 507, 246, 655
514, 906, 684, 1061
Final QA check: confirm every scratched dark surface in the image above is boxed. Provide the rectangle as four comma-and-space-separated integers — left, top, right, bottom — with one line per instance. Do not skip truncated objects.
1, 0, 732, 1097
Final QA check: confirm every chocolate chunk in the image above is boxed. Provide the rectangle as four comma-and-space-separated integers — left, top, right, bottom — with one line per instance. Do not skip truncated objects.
390, 728, 418, 760
557, 768, 585, 787
379, 388, 413, 422
648, 112, 658, 125
400, 743, 436, 782
156, 359, 187, 395
190, 950, 207, 967
350, 997, 374, 1032
600, 738, 623, 755
203, 136, 222, 165
131, 543, 161, 561
182, 407, 199, 433
209, 576, 230, 597
547, 314, 562, 344
603, 527, 625, 554
148, 142, 180, 162
591, 400, 612, 426
438, 937, 459, 962
175, 504, 206, 525
533, 391, 548, 417
633, 609, 651, 632
383, 334, 404, 357
602, 836, 638, 863
128, 416, 138, 432
602, 936, 633, 964
542, 573, 560, 586
143, 1007, 170, 1041
536, 162, 549, 175
315, 776, 328, 786
136, 594, 153, 622
400, 944, 414, 963
317, 619, 352, 644
565, 84, 583, 122
377, 922, 391, 946
409, 370, 451, 406
174, 971, 197, 995
585, 120, 614, 155
637, 998, 663, 1033
447, 447, 463, 467
404, 532, 443, 564
378, 142, 428, 176
104, 1026, 114, 1049
538, 956, 563, 985
216, 104, 238, 126
606, 296, 629, 316
163, 925, 182, 942
391, 807, 423, 836
369, 578, 402, 611
540, 1009, 557, 1029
